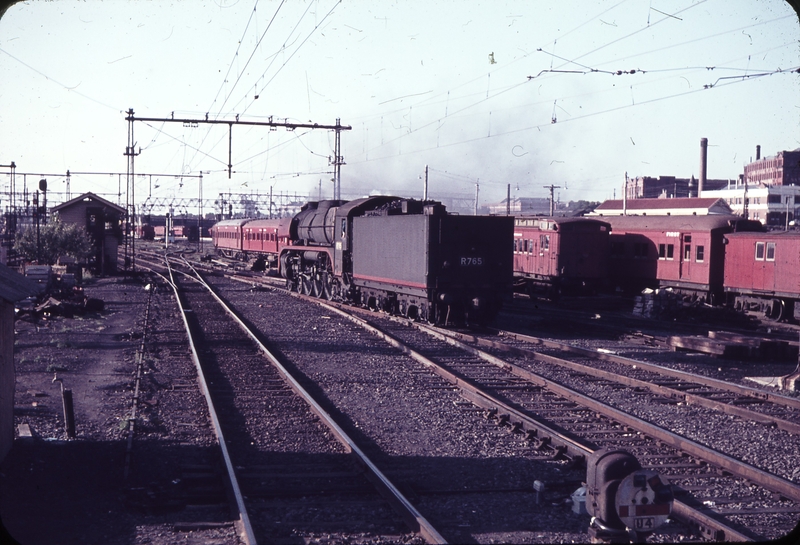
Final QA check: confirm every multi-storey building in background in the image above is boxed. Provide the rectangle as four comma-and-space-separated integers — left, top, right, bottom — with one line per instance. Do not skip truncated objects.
626, 175, 731, 200
622, 144, 800, 227
743, 147, 800, 187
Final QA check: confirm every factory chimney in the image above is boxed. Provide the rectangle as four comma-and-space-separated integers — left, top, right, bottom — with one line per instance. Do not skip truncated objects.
756, 145, 761, 161
698, 138, 708, 198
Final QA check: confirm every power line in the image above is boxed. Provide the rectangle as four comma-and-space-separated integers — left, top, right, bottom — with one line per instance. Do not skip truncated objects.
0, 47, 121, 112
185, 0, 340, 174
348, 64, 800, 166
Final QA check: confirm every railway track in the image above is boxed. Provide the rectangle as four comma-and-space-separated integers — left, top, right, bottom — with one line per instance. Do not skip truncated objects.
138, 254, 444, 544
317, 307, 800, 542
140, 248, 800, 541
445, 328, 800, 436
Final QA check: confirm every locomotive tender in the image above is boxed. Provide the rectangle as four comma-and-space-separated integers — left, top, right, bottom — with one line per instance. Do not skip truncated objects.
212, 196, 514, 325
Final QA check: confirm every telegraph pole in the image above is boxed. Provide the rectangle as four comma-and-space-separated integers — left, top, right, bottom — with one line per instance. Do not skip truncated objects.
543, 184, 561, 216
330, 118, 346, 201
0, 162, 17, 240
125, 108, 140, 272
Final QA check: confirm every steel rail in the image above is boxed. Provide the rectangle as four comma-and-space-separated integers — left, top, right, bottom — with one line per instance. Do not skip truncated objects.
494, 328, 800, 411
317, 304, 756, 542
153, 255, 759, 542
418, 323, 800, 505
123, 287, 154, 479
156, 261, 258, 545
178, 260, 447, 545
436, 328, 800, 435
149, 256, 783, 541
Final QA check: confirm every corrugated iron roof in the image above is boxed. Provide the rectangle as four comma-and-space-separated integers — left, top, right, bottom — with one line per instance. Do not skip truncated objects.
0, 263, 39, 302
51, 192, 125, 214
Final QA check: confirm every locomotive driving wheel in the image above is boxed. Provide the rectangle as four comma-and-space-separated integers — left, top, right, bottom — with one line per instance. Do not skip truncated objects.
321, 272, 334, 300
299, 275, 313, 295
311, 271, 324, 298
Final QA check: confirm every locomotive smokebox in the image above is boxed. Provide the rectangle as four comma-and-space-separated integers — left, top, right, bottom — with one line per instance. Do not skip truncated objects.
293, 200, 342, 245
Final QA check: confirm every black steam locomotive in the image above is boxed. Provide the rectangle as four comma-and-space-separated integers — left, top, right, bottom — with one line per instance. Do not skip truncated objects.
213, 196, 513, 325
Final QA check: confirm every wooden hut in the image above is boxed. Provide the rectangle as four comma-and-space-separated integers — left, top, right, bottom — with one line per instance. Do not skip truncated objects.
0, 264, 38, 462
51, 193, 125, 274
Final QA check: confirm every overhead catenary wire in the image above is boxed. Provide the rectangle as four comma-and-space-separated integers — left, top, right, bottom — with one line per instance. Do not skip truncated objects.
182, 0, 342, 179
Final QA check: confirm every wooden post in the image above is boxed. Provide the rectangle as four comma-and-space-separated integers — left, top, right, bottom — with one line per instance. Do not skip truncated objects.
61, 388, 76, 438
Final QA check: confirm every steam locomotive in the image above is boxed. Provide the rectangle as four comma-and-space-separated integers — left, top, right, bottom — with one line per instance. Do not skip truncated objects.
212, 196, 514, 325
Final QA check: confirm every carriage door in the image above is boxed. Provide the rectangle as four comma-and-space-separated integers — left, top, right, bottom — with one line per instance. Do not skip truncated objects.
680, 234, 691, 279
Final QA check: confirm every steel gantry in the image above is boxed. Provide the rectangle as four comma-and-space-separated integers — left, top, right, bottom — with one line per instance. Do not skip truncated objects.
124, 109, 351, 269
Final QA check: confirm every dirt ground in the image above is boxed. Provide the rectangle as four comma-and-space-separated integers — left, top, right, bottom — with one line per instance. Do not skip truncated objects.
0, 274, 236, 545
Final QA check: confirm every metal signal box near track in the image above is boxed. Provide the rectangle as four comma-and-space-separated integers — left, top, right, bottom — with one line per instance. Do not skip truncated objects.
586, 448, 673, 543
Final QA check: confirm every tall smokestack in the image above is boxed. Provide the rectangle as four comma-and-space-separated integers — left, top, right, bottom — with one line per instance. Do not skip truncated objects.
699, 138, 708, 197
756, 145, 761, 161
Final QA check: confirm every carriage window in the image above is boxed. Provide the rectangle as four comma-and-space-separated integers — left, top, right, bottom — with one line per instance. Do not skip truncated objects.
659, 244, 666, 258
523, 239, 529, 252
540, 235, 549, 251
684, 244, 691, 261
696, 245, 704, 262
755, 242, 765, 260
766, 242, 776, 261
666, 244, 674, 259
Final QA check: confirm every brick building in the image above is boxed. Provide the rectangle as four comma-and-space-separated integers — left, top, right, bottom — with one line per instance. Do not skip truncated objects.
626, 176, 732, 200
743, 148, 800, 187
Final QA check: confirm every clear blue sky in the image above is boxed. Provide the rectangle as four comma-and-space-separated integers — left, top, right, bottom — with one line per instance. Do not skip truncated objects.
1, 0, 798, 212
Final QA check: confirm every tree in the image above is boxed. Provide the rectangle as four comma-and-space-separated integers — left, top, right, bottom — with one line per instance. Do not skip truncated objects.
14, 218, 94, 265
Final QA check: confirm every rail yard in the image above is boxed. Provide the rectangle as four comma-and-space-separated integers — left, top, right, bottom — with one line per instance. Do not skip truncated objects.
1, 237, 799, 544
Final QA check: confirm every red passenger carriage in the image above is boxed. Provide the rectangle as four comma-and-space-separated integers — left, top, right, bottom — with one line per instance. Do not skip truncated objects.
210, 219, 251, 259
603, 215, 761, 302
240, 218, 288, 268
723, 230, 800, 320
512, 216, 610, 297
